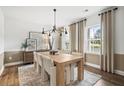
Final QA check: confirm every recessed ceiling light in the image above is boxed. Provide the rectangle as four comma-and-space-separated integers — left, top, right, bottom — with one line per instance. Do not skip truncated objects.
84, 9, 88, 12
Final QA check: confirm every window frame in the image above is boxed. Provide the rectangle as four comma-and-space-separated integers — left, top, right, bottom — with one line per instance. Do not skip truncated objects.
86, 24, 101, 54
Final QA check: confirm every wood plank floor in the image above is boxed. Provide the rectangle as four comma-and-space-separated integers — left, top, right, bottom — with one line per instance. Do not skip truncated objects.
85, 65, 124, 86
0, 64, 124, 86
0, 65, 19, 86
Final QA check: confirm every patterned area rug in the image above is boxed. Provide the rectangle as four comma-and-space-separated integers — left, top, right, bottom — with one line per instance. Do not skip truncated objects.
18, 65, 101, 86
18, 65, 49, 86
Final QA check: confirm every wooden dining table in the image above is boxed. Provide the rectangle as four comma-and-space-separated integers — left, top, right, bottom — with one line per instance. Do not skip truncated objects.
37, 52, 84, 86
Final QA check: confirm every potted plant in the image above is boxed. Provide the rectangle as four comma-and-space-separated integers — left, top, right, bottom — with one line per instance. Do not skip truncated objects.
21, 40, 29, 51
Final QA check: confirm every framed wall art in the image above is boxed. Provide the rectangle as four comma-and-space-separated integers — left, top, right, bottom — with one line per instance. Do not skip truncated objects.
26, 38, 37, 51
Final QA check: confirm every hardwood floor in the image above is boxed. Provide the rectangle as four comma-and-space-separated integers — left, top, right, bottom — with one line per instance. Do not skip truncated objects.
0, 65, 19, 86
95, 79, 116, 86
0, 64, 124, 86
85, 65, 124, 85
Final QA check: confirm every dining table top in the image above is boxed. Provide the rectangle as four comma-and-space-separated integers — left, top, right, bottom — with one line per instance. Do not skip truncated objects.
37, 52, 83, 64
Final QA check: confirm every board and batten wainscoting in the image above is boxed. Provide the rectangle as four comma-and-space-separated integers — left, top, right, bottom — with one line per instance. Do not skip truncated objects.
85, 53, 124, 76
4, 50, 49, 67
4, 51, 24, 66
85, 53, 101, 69
114, 54, 124, 76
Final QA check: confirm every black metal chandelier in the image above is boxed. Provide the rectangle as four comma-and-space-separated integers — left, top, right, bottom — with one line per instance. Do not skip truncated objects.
42, 9, 68, 36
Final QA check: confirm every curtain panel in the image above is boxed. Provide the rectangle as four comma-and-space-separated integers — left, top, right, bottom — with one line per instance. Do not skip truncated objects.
70, 23, 76, 52
77, 20, 86, 54
100, 9, 117, 73
69, 20, 86, 54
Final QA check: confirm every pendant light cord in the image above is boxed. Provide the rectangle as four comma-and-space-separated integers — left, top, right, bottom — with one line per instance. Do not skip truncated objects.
53, 9, 56, 30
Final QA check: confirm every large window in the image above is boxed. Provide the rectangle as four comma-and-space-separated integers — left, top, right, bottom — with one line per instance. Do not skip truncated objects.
87, 25, 101, 54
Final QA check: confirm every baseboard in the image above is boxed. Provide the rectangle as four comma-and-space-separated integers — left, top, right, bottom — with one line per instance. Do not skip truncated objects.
5, 61, 23, 67
85, 62, 100, 69
115, 70, 124, 76
0, 66, 4, 76
85, 62, 124, 76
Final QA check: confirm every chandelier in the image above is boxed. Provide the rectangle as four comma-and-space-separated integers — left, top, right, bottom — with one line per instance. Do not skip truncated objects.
41, 9, 68, 36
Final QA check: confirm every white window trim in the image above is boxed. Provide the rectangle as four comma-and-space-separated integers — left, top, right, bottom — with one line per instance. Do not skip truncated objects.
86, 24, 101, 54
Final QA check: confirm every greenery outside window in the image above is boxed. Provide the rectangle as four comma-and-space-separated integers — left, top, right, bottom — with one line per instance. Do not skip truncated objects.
87, 25, 101, 54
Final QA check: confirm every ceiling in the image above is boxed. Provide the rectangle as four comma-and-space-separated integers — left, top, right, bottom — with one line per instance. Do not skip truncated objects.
1, 6, 106, 28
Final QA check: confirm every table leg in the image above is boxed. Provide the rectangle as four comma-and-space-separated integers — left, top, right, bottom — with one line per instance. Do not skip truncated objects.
56, 63, 65, 86
78, 58, 84, 80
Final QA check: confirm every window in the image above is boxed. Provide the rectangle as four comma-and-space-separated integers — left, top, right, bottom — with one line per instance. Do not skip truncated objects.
87, 25, 101, 54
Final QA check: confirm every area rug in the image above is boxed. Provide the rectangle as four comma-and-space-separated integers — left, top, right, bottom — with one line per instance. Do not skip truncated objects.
18, 65, 101, 86
72, 68, 102, 86
18, 65, 49, 86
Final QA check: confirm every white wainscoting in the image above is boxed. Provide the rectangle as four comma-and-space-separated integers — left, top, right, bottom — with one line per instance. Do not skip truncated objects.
115, 70, 124, 76
85, 62, 124, 76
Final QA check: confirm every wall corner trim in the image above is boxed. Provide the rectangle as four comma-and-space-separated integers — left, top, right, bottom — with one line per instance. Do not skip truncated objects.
115, 70, 124, 76
85, 62, 100, 69
0, 65, 4, 76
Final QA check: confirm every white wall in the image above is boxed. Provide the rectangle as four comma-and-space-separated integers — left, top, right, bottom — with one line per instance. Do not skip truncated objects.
4, 16, 42, 51
0, 8, 4, 74
4, 15, 62, 51
86, 13, 100, 27
115, 6, 124, 54
3, 6, 124, 54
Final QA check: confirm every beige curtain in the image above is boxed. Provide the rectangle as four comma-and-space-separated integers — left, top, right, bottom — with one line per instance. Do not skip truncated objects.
70, 20, 86, 81
100, 10, 115, 73
77, 20, 86, 54
70, 23, 76, 52
70, 20, 86, 53
58, 36, 62, 50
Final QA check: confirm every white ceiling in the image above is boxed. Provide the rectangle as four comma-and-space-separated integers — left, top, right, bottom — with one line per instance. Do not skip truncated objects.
1, 6, 106, 28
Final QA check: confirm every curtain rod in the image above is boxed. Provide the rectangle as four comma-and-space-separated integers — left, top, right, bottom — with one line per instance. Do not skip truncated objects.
69, 18, 87, 26
98, 7, 118, 16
